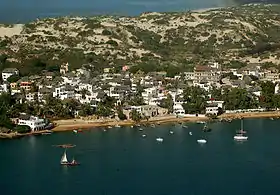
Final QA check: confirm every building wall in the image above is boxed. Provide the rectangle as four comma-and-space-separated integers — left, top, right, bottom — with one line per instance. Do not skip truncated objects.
18, 118, 45, 131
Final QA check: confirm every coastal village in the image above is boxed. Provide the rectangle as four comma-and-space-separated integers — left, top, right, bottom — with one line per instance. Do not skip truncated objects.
0, 60, 280, 135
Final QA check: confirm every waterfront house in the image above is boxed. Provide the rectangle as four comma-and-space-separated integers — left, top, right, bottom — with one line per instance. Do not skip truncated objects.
205, 100, 224, 115
125, 105, 167, 119
17, 113, 45, 131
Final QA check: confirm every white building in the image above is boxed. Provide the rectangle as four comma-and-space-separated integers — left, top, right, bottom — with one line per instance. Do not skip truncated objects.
53, 85, 75, 100
205, 100, 224, 115
25, 93, 37, 102
2, 68, 19, 81
18, 114, 45, 131
142, 87, 158, 104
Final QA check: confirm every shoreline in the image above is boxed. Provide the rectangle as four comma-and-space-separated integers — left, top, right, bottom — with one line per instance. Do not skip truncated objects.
1, 111, 280, 139
51, 111, 280, 132
0, 130, 53, 139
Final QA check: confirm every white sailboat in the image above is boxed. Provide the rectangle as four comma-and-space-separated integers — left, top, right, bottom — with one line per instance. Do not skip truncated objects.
234, 119, 248, 141
60, 150, 69, 165
60, 149, 80, 166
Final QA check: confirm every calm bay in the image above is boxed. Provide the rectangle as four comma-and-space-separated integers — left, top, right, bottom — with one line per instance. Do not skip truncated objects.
1, 118, 280, 194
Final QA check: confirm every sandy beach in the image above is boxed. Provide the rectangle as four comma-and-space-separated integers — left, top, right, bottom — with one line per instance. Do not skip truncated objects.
51, 111, 280, 132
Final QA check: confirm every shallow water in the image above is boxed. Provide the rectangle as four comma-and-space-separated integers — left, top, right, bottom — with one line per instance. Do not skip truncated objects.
1, 118, 280, 194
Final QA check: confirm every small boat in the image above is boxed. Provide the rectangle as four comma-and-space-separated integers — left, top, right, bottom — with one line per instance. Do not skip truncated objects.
42, 131, 52, 135
103, 129, 107, 132
170, 131, 174, 134
73, 130, 78, 133
270, 117, 274, 120
115, 124, 121, 128
53, 144, 76, 148
156, 137, 163, 142
131, 125, 134, 128
151, 124, 156, 128
189, 132, 192, 135
142, 134, 146, 137
197, 121, 205, 124
234, 119, 248, 141
136, 124, 141, 127
60, 149, 80, 166
139, 128, 143, 131
183, 125, 188, 128
108, 126, 113, 129
197, 139, 207, 144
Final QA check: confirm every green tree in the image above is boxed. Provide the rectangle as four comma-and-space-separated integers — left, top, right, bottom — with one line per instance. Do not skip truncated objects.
222, 88, 258, 110
130, 109, 141, 122
260, 81, 275, 109
79, 103, 94, 117
182, 86, 206, 114
117, 107, 127, 120
81, 89, 90, 99
7, 75, 20, 83
96, 104, 113, 117
159, 93, 174, 114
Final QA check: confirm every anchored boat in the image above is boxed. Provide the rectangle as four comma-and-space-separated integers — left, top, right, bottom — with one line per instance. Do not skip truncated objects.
234, 119, 248, 141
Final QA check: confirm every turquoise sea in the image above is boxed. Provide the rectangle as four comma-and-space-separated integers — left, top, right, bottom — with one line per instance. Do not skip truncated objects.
0, 0, 273, 23
1, 118, 280, 195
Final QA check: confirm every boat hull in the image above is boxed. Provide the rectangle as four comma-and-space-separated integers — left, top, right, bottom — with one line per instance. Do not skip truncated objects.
61, 162, 80, 166
234, 136, 248, 141
197, 139, 207, 144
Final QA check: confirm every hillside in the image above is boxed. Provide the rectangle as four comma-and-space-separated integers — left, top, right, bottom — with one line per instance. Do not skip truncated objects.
1, 4, 280, 75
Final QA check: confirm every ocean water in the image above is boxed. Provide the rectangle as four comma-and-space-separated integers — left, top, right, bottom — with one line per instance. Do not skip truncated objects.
1, 118, 280, 195
0, 0, 240, 23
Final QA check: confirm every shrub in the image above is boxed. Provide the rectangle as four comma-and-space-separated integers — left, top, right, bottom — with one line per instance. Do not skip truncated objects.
102, 29, 112, 36
14, 125, 31, 133
106, 40, 118, 47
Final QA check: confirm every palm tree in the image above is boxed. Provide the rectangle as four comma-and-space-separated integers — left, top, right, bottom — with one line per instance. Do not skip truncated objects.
81, 89, 90, 99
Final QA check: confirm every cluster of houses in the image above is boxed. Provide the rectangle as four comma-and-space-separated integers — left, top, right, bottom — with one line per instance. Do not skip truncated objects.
1, 61, 279, 131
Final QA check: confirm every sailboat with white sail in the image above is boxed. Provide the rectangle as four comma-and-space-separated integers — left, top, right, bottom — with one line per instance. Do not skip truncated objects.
234, 119, 248, 141
60, 149, 80, 166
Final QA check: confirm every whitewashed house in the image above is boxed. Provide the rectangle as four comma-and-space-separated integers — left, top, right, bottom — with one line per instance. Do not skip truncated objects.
18, 113, 45, 131
78, 83, 93, 93
205, 100, 224, 115
2, 68, 19, 81
53, 85, 75, 100
25, 93, 37, 102
142, 87, 158, 104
